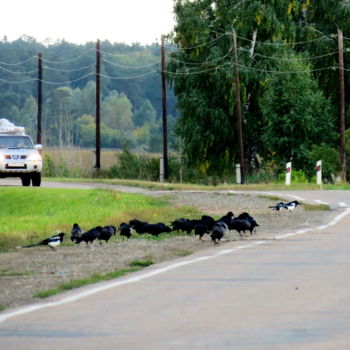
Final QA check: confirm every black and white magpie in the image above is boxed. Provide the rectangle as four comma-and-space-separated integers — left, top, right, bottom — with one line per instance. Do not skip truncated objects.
23, 232, 65, 250
282, 200, 300, 212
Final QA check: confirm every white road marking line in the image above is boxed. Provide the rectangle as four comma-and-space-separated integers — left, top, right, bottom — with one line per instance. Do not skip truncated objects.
1, 207, 350, 324
314, 200, 329, 205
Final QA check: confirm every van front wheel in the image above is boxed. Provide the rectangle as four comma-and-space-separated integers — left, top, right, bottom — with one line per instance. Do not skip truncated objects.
32, 172, 41, 187
21, 175, 31, 186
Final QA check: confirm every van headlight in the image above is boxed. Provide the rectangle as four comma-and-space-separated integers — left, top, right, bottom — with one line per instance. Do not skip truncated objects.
28, 153, 42, 162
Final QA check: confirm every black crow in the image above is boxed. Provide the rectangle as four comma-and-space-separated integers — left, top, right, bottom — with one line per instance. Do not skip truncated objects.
210, 222, 228, 244
129, 219, 150, 235
23, 233, 65, 250
171, 218, 190, 232
144, 222, 172, 236
70, 223, 82, 242
74, 226, 102, 246
193, 215, 216, 240
217, 211, 235, 225
119, 222, 132, 239
98, 225, 116, 244
237, 212, 259, 235
194, 223, 210, 240
282, 200, 300, 212
228, 219, 251, 238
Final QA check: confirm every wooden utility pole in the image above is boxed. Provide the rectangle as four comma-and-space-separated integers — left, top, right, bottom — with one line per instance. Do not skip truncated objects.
338, 28, 346, 182
95, 39, 101, 169
161, 35, 169, 180
37, 53, 42, 144
232, 30, 245, 184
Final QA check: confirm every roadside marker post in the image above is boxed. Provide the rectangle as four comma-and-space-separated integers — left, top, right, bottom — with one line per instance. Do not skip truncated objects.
286, 162, 292, 186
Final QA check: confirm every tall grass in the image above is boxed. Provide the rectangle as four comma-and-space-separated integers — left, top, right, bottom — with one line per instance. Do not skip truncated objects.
0, 187, 199, 251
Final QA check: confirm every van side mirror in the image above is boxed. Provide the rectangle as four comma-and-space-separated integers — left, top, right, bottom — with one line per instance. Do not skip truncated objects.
34, 144, 43, 150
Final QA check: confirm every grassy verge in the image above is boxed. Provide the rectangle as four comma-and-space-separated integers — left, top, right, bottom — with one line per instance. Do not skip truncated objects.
34, 267, 142, 299
0, 187, 200, 251
45, 177, 350, 191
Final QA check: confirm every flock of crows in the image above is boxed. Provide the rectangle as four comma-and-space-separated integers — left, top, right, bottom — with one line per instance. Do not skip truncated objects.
21, 200, 300, 250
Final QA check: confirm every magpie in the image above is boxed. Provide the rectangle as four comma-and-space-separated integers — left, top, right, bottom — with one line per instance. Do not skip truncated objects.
282, 200, 300, 212
23, 233, 65, 250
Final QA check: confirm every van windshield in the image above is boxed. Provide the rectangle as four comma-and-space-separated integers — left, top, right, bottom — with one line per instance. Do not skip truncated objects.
0, 136, 34, 149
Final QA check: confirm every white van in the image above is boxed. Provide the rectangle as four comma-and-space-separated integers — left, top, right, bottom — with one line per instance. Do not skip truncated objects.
0, 119, 43, 186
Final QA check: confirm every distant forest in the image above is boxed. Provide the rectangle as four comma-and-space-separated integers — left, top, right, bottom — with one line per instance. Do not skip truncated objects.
0, 35, 177, 152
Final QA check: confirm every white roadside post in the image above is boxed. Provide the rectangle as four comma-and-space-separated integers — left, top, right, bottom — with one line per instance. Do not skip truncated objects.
160, 156, 164, 183
316, 160, 322, 189
286, 162, 292, 185
236, 164, 241, 184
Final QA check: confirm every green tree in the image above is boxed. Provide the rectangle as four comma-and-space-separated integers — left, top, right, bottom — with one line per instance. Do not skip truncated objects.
102, 90, 134, 130
20, 96, 37, 139
133, 99, 157, 127
259, 51, 336, 172
44, 87, 73, 147
169, 0, 304, 173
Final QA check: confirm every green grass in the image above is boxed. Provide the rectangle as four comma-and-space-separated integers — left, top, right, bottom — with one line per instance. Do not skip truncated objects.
303, 203, 330, 211
0, 187, 200, 251
173, 250, 193, 257
128, 259, 154, 267
34, 267, 141, 299
0, 270, 31, 277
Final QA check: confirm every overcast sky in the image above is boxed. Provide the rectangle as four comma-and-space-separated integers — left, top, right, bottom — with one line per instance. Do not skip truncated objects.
1, 0, 175, 45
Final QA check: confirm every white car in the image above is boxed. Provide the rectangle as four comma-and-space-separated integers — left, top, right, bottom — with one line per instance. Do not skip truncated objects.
0, 120, 43, 186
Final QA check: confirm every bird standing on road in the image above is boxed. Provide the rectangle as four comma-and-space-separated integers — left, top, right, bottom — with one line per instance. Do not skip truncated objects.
70, 223, 82, 242
119, 223, 132, 239
269, 202, 285, 212
74, 226, 102, 246
23, 233, 65, 250
98, 225, 116, 244
282, 200, 300, 212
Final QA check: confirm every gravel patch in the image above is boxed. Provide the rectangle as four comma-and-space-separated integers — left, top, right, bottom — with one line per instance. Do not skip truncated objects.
0, 191, 334, 310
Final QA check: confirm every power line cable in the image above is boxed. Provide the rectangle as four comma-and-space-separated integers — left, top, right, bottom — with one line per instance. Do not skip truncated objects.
99, 48, 158, 57
43, 63, 95, 72
167, 32, 229, 51
0, 66, 38, 75
235, 62, 338, 74
239, 48, 339, 61
0, 55, 36, 66
0, 77, 37, 84
98, 70, 158, 80
236, 34, 333, 46
40, 49, 94, 64
168, 47, 232, 65
102, 58, 161, 69
161, 62, 230, 75
39, 72, 94, 85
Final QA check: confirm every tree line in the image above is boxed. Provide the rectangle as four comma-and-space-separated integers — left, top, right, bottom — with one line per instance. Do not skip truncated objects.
0, 36, 177, 152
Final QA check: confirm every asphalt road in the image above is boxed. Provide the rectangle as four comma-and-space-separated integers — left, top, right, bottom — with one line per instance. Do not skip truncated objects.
1, 180, 350, 349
